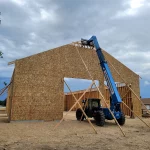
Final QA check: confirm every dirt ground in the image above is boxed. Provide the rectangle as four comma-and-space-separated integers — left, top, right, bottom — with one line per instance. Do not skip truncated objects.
0, 111, 150, 150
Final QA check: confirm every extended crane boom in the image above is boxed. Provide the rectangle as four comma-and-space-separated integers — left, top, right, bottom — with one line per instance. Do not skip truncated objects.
78, 36, 125, 125
81, 36, 122, 105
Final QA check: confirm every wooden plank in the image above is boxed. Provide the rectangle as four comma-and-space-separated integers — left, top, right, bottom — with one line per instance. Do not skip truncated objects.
0, 107, 6, 111
0, 114, 7, 117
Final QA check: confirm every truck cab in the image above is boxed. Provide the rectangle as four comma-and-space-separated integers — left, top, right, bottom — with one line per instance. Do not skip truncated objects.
76, 98, 105, 126
84, 98, 101, 117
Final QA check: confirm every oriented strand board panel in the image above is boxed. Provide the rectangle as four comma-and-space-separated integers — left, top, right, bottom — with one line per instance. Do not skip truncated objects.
7, 44, 141, 121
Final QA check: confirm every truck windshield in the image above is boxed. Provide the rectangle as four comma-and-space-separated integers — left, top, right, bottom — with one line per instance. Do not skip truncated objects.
92, 101, 99, 107
88, 100, 99, 109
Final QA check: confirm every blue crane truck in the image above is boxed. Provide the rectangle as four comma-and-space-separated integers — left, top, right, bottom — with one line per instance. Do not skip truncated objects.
76, 36, 125, 126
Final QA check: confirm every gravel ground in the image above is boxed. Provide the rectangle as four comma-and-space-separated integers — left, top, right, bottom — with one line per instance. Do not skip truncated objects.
0, 111, 150, 150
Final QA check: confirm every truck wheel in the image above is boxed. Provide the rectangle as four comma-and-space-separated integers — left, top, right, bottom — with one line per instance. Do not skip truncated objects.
94, 111, 105, 126
76, 108, 85, 121
117, 112, 125, 126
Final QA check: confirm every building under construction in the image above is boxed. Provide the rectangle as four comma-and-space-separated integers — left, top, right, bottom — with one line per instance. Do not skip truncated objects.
6, 43, 141, 121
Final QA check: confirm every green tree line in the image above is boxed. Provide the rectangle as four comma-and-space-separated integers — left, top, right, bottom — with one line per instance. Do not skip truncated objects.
0, 98, 6, 106
0, 51, 3, 58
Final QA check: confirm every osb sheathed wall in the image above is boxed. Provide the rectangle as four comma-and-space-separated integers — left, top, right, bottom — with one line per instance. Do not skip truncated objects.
7, 44, 140, 121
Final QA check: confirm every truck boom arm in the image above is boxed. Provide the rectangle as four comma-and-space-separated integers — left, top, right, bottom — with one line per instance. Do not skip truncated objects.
81, 36, 122, 106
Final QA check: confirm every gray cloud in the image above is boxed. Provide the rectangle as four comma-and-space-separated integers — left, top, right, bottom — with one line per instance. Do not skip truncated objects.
0, 0, 150, 84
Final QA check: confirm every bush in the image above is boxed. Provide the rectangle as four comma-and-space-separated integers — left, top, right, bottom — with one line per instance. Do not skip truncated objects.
0, 98, 7, 106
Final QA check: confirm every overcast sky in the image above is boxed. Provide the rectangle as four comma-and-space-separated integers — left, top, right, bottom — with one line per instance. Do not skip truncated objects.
0, 0, 150, 97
